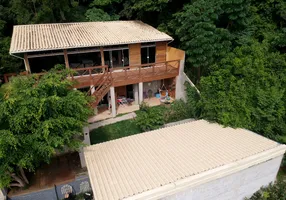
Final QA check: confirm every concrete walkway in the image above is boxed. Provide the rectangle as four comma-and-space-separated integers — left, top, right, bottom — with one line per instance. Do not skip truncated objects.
88, 112, 137, 131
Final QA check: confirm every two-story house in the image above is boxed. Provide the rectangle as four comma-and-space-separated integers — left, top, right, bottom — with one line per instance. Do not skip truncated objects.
9, 21, 189, 118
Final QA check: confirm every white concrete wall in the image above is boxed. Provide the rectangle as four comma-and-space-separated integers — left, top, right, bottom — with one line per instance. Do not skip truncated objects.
162, 155, 283, 200
175, 54, 199, 102
175, 57, 187, 101
143, 80, 161, 97
79, 126, 91, 168
0, 189, 6, 200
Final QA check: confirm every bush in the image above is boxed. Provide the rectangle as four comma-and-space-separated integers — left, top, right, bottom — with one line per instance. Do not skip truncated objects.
185, 82, 201, 118
245, 180, 286, 200
135, 104, 165, 131
165, 100, 193, 123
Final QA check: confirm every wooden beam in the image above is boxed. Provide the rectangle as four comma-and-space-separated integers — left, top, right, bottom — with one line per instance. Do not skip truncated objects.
27, 48, 100, 59
24, 53, 31, 73
100, 47, 105, 66
27, 52, 64, 58
63, 50, 70, 69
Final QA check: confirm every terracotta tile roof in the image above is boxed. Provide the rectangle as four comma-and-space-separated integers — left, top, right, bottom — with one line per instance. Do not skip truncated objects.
84, 120, 286, 200
10, 21, 173, 54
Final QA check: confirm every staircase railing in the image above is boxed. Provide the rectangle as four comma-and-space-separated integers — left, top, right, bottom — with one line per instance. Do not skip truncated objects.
88, 69, 113, 108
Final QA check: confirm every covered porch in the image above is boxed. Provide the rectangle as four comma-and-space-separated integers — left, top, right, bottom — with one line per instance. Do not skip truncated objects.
88, 78, 175, 123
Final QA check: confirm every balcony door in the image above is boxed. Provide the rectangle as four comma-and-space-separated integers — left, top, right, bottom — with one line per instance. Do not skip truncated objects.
141, 43, 156, 64
104, 46, 129, 68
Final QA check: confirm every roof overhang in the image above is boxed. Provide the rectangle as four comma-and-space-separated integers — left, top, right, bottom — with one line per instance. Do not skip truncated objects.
9, 21, 173, 55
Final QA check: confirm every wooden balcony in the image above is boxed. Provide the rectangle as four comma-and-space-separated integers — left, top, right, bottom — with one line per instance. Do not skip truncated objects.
72, 60, 180, 88
3, 60, 180, 88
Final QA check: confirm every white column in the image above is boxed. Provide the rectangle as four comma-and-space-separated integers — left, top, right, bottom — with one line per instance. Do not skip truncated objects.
133, 84, 139, 104
0, 189, 5, 200
79, 126, 90, 168
110, 87, 116, 117
139, 82, 143, 104
90, 85, 95, 94
83, 126, 91, 146
175, 54, 187, 101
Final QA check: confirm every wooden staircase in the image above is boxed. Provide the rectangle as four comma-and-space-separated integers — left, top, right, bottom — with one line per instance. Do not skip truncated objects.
89, 71, 113, 108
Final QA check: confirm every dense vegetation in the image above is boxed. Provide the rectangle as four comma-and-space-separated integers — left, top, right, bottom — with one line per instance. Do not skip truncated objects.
1, 0, 285, 141
0, 69, 91, 188
0, 0, 286, 188
246, 180, 286, 200
91, 101, 193, 144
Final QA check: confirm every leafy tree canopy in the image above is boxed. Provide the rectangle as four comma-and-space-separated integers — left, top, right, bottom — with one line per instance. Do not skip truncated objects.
0, 69, 92, 188
192, 41, 286, 140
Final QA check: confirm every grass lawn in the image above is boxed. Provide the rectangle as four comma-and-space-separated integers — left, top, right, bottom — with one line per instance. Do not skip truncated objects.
90, 119, 142, 144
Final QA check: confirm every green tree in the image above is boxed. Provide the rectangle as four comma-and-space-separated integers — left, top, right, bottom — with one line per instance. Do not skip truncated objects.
10, 0, 86, 24
85, 8, 119, 21
174, 0, 251, 81
197, 41, 286, 140
0, 69, 92, 188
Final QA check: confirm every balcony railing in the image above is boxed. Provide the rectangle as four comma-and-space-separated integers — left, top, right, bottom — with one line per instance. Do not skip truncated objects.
3, 60, 180, 88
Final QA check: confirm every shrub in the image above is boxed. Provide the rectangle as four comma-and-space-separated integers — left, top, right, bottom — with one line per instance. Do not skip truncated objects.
135, 104, 165, 131
185, 82, 201, 118
165, 100, 192, 123
245, 180, 286, 200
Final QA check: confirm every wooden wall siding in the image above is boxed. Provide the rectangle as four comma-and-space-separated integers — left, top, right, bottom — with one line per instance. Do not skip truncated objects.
129, 43, 141, 65
156, 42, 167, 63
166, 47, 185, 62
115, 86, 127, 97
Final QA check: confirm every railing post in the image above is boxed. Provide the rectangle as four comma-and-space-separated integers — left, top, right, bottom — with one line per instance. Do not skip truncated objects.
89, 69, 92, 84
165, 61, 168, 72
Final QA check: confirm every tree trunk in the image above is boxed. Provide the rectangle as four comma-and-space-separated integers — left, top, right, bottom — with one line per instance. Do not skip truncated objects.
9, 173, 27, 188
19, 167, 29, 184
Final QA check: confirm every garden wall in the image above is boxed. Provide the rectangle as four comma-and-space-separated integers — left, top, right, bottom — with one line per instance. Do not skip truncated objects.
162, 155, 283, 200
9, 175, 91, 200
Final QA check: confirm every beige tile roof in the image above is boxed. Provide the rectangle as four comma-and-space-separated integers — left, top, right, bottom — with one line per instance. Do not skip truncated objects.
10, 21, 173, 54
84, 120, 285, 200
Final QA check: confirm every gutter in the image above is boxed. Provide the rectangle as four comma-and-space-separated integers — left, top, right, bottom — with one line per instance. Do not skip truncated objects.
9, 52, 24, 60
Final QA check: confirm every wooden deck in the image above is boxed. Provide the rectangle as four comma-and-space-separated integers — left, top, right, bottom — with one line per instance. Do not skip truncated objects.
3, 60, 180, 88
72, 60, 180, 88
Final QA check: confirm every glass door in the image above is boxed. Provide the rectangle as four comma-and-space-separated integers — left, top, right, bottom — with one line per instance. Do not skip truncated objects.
104, 49, 129, 68
141, 46, 156, 64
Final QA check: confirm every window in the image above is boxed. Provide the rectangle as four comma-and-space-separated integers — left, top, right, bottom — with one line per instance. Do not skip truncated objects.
104, 46, 129, 68
141, 43, 156, 64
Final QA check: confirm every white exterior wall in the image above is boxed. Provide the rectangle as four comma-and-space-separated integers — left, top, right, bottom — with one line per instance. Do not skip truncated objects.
0, 189, 6, 200
162, 155, 283, 200
175, 58, 186, 101
175, 55, 200, 102
79, 126, 91, 168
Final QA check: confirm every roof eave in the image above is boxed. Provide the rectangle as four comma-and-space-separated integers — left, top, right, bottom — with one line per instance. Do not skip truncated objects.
9, 38, 174, 56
